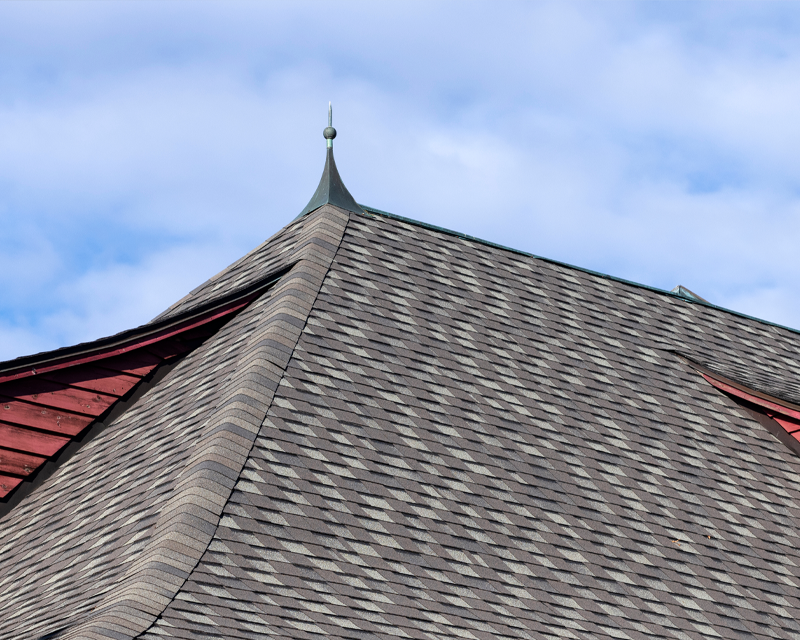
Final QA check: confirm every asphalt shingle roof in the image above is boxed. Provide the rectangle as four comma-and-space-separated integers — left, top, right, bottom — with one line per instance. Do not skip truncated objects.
2, 204, 800, 640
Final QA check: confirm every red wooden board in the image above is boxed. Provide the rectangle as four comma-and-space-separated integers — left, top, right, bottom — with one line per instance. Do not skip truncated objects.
0, 422, 70, 457
0, 379, 115, 417
0, 474, 23, 498
0, 448, 46, 476
0, 399, 92, 436
43, 366, 140, 398
107, 362, 158, 379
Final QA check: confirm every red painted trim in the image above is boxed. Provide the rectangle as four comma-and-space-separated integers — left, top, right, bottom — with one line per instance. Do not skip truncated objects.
701, 373, 800, 423
0, 296, 253, 385
771, 415, 800, 435
0, 423, 70, 457
0, 474, 23, 498
0, 400, 93, 436
0, 448, 46, 476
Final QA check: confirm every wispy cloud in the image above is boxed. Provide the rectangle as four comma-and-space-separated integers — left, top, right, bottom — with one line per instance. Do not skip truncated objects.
2, 0, 800, 360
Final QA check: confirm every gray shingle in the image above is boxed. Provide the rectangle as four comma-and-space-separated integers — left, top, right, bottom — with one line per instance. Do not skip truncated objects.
139, 210, 800, 639
4, 205, 800, 640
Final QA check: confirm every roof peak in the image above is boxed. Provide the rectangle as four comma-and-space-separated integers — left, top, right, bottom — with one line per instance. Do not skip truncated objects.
297, 103, 363, 218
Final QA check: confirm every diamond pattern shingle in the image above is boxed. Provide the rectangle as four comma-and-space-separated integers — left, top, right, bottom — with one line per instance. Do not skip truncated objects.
3, 206, 800, 640
141, 211, 800, 640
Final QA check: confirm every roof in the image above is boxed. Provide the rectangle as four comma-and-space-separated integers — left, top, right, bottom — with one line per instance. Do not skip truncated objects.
0, 273, 283, 505
2, 180, 800, 639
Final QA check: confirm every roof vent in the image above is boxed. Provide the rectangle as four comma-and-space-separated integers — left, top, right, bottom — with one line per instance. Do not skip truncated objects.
671, 285, 708, 303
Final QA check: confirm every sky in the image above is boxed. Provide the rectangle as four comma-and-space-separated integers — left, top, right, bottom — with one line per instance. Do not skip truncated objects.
2, 0, 800, 360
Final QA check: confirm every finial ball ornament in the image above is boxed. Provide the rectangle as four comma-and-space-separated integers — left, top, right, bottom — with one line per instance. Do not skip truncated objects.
323, 126, 337, 140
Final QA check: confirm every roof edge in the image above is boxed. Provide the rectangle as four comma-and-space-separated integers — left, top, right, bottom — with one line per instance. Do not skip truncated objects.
680, 354, 800, 458
0, 266, 292, 383
358, 204, 800, 338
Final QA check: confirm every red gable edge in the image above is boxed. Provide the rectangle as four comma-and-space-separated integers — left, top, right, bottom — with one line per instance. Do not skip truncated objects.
696, 369, 800, 451
700, 373, 800, 425
676, 354, 800, 455
0, 296, 252, 385
0, 269, 287, 501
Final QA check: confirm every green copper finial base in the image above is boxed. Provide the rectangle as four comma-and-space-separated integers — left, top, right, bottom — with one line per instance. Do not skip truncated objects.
296, 103, 363, 219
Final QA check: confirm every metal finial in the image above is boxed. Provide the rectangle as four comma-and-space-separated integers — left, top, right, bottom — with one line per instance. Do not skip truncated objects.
323, 101, 336, 148
297, 102, 363, 218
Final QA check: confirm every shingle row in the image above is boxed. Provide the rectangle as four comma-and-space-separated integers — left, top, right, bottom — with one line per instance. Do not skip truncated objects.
143, 211, 800, 640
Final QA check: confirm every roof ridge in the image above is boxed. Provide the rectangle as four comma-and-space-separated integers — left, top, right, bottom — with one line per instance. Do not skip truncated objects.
359, 204, 800, 338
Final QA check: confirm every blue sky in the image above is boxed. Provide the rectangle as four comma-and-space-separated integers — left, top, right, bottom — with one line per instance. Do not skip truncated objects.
2, 1, 800, 360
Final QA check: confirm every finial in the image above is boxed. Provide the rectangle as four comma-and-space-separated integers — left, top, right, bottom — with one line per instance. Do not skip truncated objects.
323, 102, 336, 148
296, 103, 363, 219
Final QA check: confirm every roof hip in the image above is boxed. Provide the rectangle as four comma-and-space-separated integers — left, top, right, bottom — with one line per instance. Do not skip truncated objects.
0, 206, 352, 640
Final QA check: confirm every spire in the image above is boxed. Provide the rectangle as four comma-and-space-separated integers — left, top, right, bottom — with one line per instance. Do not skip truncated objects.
297, 103, 364, 219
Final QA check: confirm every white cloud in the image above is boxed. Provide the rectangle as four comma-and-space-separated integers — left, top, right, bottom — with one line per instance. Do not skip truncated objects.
0, 240, 239, 360
3, 0, 800, 360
